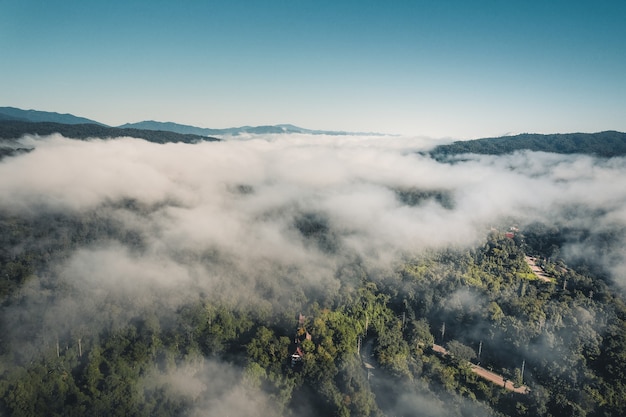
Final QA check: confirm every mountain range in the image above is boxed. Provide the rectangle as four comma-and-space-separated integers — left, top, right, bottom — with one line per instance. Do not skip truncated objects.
2, 106, 626, 158
0, 106, 104, 125
117, 120, 380, 136
0, 107, 377, 137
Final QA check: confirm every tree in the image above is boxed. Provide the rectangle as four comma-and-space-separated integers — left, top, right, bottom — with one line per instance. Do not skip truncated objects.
408, 319, 434, 349
446, 340, 476, 364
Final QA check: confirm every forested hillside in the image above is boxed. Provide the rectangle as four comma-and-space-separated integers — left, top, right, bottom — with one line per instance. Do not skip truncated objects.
0, 106, 104, 125
0, 120, 219, 144
430, 131, 626, 159
1, 209, 625, 416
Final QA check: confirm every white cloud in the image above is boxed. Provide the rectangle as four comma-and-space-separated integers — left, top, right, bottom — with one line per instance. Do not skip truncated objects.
2, 133, 626, 303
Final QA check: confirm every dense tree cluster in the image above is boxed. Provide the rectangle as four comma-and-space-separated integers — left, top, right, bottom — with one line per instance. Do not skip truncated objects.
1, 208, 626, 416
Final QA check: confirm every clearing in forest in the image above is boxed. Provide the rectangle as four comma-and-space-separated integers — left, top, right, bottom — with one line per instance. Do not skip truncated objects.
524, 256, 553, 283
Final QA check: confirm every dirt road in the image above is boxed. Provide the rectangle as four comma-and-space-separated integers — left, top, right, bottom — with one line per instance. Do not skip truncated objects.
470, 364, 530, 394
432, 344, 529, 394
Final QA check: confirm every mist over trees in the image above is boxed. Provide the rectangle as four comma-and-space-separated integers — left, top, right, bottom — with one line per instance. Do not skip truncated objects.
1, 133, 626, 416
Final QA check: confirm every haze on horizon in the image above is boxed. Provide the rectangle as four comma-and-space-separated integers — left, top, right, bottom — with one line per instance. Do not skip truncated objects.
1, 0, 625, 139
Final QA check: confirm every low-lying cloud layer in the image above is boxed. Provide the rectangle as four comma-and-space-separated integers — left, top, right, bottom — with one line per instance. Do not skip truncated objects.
142, 358, 282, 417
2, 134, 626, 302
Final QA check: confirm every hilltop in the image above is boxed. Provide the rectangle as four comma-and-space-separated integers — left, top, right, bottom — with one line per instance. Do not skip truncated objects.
0, 106, 105, 125
0, 120, 219, 145
430, 131, 626, 159
0, 107, 219, 147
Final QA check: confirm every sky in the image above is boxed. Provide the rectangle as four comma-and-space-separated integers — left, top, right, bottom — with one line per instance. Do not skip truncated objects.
1, 0, 625, 138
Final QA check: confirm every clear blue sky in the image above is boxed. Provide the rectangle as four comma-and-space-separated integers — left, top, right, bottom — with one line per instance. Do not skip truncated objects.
1, 0, 625, 138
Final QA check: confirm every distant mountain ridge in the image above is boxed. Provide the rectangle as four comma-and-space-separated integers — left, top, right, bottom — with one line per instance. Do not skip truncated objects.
118, 120, 380, 136
3, 107, 626, 158
0, 106, 382, 137
0, 106, 105, 125
0, 121, 219, 148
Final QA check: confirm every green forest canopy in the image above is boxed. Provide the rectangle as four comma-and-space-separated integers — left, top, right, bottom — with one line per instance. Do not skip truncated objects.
1, 207, 626, 417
